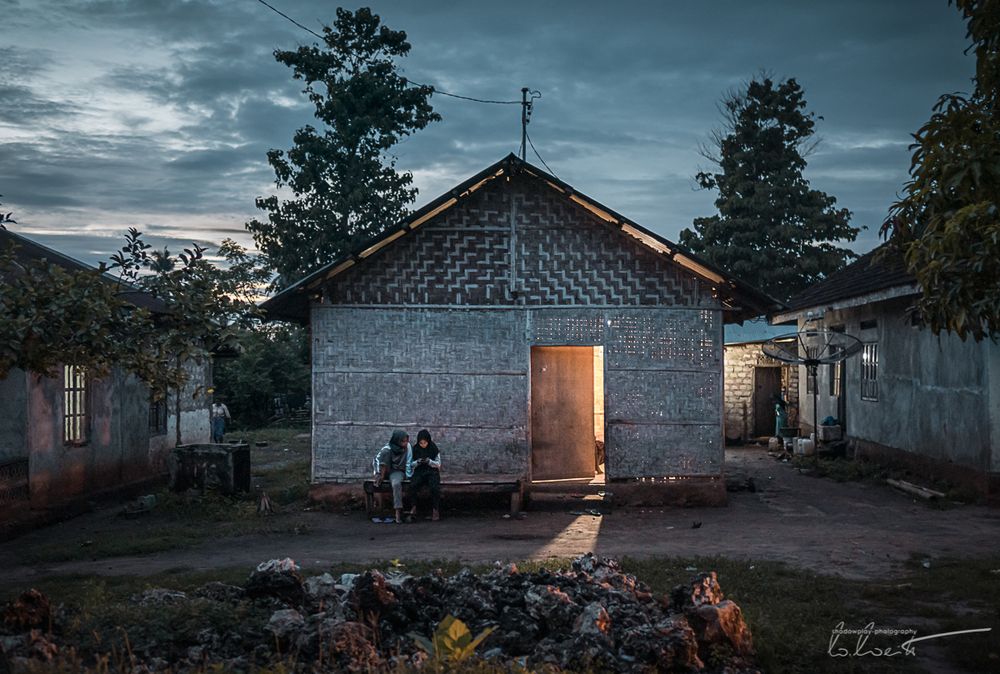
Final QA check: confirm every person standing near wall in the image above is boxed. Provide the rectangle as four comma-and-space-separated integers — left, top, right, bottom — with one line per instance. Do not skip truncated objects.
774, 394, 788, 438
210, 396, 232, 443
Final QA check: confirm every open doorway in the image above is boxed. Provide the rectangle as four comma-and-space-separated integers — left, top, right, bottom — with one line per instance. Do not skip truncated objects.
530, 346, 604, 482
752, 366, 781, 438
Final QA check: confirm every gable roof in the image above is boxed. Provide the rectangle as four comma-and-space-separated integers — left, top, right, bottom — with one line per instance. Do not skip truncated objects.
262, 154, 781, 322
1, 228, 167, 313
773, 244, 917, 321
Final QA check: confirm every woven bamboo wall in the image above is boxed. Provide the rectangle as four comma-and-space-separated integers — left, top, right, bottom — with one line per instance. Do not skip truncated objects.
311, 174, 723, 482
329, 178, 715, 308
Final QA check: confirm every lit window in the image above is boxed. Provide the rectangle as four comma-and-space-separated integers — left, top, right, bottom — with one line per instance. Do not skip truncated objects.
861, 343, 878, 401
63, 365, 88, 445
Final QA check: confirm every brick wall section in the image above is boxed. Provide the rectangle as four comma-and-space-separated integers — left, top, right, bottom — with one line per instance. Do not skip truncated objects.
312, 174, 725, 482
723, 343, 799, 441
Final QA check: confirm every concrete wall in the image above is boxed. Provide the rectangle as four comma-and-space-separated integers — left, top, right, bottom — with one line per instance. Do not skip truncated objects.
0, 360, 211, 514
0, 370, 27, 462
988, 339, 1000, 475
797, 297, 996, 474
723, 343, 798, 442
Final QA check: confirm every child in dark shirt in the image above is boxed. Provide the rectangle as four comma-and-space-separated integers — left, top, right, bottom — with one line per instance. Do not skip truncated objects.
407, 428, 442, 522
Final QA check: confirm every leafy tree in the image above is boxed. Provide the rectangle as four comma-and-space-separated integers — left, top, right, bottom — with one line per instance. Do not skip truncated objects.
111, 230, 271, 444
0, 194, 15, 228
212, 324, 310, 428
881, 0, 1000, 340
1, 227, 269, 445
680, 76, 860, 302
0, 246, 134, 377
247, 7, 440, 287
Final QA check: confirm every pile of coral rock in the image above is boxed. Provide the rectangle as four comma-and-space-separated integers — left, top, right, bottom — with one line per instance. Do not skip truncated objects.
1, 555, 758, 672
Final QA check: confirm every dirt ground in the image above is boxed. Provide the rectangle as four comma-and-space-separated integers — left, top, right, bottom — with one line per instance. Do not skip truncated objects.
3, 447, 999, 584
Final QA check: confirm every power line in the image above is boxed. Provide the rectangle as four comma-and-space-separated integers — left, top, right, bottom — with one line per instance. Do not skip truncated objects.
403, 80, 520, 105
254, 0, 520, 105
255, 0, 324, 41
526, 130, 559, 180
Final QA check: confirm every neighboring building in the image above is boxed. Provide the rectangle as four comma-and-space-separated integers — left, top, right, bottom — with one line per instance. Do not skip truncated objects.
772, 246, 1000, 497
0, 229, 210, 521
723, 338, 799, 443
264, 155, 775, 503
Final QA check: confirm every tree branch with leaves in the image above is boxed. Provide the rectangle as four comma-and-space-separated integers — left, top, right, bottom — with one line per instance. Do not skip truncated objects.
1, 226, 269, 445
881, 0, 1000, 340
680, 76, 860, 302
247, 7, 439, 288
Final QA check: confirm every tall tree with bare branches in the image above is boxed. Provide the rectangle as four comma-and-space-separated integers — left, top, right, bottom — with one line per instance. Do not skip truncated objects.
681, 76, 859, 301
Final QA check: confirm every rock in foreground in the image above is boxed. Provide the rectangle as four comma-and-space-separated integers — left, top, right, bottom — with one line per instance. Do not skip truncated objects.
0, 555, 758, 672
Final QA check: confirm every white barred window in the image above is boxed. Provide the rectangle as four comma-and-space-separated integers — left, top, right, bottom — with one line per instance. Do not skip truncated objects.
63, 365, 89, 445
860, 343, 879, 401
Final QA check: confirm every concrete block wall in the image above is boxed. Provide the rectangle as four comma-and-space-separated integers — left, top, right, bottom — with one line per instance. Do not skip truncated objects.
0, 360, 210, 514
312, 307, 530, 481
723, 342, 798, 442
800, 298, 994, 473
0, 370, 28, 463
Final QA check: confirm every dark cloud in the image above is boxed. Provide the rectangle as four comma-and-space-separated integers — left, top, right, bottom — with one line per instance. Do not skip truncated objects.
0, 0, 977, 269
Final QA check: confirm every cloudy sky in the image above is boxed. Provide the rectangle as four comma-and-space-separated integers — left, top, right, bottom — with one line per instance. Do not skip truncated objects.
0, 0, 974, 269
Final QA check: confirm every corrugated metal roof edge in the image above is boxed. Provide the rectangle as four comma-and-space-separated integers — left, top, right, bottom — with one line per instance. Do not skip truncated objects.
774, 244, 916, 320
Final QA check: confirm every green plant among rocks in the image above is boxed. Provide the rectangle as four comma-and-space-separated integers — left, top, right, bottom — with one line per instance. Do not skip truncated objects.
410, 615, 495, 664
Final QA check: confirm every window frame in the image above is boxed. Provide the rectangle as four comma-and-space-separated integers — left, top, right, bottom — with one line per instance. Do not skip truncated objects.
63, 365, 90, 446
149, 393, 168, 436
860, 342, 879, 402
828, 345, 842, 397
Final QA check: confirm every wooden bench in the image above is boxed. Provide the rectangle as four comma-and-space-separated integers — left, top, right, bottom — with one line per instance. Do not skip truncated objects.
363, 473, 524, 516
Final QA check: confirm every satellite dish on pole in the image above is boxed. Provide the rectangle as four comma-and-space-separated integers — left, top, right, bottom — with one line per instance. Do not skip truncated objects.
761, 330, 864, 445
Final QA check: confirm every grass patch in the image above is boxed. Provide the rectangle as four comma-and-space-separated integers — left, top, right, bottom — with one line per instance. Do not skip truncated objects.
791, 456, 982, 505
17, 427, 314, 565
617, 556, 909, 673
18, 490, 311, 565
792, 455, 890, 484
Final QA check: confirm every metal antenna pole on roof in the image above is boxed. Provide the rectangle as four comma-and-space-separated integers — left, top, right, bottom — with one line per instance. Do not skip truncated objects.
520, 87, 529, 160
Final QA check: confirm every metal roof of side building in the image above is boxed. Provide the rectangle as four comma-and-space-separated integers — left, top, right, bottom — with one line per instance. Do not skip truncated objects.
772, 244, 917, 323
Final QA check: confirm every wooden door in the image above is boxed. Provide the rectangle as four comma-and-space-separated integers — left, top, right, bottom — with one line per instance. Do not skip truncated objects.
753, 367, 781, 437
530, 347, 595, 480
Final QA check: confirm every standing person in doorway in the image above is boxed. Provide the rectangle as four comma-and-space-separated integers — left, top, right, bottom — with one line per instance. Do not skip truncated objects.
210, 395, 231, 443
373, 430, 412, 524
407, 429, 442, 522
774, 394, 788, 439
